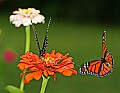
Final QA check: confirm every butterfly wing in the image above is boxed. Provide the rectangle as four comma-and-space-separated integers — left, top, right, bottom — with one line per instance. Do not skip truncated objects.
99, 50, 114, 76
79, 60, 102, 76
40, 32, 48, 56
32, 18, 51, 57
32, 24, 41, 56
101, 31, 114, 76
79, 31, 114, 77
105, 51, 114, 67
98, 61, 113, 76
79, 58, 113, 77
40, 18, 51, 57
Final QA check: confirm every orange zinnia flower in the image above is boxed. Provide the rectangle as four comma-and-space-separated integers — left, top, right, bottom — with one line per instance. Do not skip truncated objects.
17, 50, 77, 84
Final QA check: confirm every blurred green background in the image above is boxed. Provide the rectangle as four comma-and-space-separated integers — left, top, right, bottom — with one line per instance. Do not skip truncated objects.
0, 0, 120, 93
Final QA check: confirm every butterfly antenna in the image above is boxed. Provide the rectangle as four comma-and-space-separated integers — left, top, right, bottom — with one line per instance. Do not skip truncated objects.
32, 24, 41, 57
102, 30, 107, 57
46, 17, 51, 35
40, 17, 52, 57
102, 30, 107, 45
103, 30, 106, 39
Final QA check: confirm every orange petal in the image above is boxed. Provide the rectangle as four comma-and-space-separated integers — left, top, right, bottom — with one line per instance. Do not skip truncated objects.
20, 58, 29, 62
20, 73, 24, 78
47, 70, 54, 75
60, 64, 74, 69
17, 63, 25, 70
53, 74, 57, 81
20, 55, 26, 58
44, 70, 48, 77
61, 69, 73, 76
51, 50, 55, 55
56, 68, 64, 73
24, 73, 34, 84
62, 57, 73, 63
33, 71, 42, 80
64, 53, 69, 58
71, 69, 77, 75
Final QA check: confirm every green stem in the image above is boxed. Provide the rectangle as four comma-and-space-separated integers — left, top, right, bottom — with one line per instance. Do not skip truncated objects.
20, 26, 31, 91
25, 26, 30, 52
40, 75, 50, 93
19, 70, 26, 91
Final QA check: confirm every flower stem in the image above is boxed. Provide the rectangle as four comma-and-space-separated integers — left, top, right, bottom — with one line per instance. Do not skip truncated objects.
20, 26, 31, 91
40, 75, 50, 93
25, 26, 30, 52
19, 70, 26, 90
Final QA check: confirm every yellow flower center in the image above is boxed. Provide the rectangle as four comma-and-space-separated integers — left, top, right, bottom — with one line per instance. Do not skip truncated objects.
42, 57, 55, 64
18, 8, 30, 14
23, 9, 30, 14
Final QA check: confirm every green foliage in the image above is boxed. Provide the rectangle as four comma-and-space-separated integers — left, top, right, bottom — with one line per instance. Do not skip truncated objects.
5, 85, 24, 93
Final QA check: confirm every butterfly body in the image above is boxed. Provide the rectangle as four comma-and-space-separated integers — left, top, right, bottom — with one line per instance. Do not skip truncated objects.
79, 31, 114, 77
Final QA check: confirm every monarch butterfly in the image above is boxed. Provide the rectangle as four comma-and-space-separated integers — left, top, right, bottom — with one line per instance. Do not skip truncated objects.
79, 31, 114, 77
32, 18, 51, 57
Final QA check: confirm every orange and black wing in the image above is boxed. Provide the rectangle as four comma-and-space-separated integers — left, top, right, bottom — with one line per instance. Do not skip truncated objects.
32, 18, 51, 57
99, 50, 114, 76
101, 31, 114, 76
79, 31, 114, 77
79, 58, 113, 77
79, 60, 103, 76
105, 51, 114, 67
40, 18, 51, 57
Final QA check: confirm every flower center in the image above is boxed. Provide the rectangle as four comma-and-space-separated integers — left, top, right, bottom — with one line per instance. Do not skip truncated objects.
23, 9, 30, 14
18, 8, 30, 14
42, 57, 55, 64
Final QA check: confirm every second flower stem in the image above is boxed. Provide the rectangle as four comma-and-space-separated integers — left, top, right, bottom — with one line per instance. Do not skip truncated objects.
40, 75, 50, 93
25, 26, 30, 52
20, 26, 30, 91
19, 70, 26, 91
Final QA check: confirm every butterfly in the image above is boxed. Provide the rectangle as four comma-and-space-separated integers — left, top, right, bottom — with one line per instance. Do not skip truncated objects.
32, 18, 51, 57
79, 31, 114, 77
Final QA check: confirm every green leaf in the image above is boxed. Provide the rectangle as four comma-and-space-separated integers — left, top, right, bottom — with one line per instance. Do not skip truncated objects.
5, 85, 24, 93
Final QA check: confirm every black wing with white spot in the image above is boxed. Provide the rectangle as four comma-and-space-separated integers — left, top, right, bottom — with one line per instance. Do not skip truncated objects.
40, 18, 51, 56
32, 24, 41, 56
32, 18, 51, 57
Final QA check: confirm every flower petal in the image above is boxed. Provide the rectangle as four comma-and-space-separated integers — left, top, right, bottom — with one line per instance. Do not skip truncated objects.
61, 69, 73, 76
22, 17, 32, 26
32, 15, 45, 24
17, 63, 25, 71
47, 70, 54, 75
53, 74, 57, 81
18, 50, 77, 83
44, 70, 48, 77
24, 73, 34, 84
33, 71, 42, 80
10, 8, 45, 27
